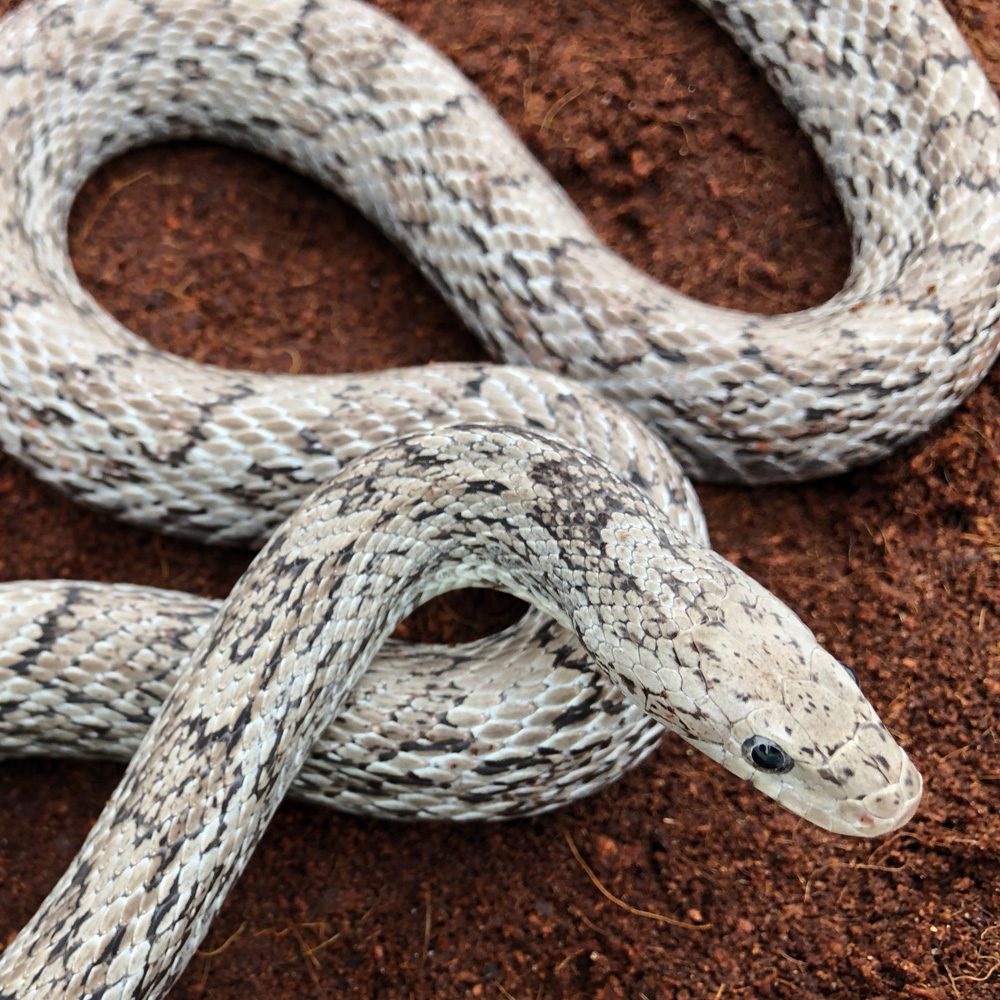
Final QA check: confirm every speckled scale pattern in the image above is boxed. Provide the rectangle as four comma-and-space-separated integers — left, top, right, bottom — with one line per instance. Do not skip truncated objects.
0, 0, 978, 993
0, 0, 998, 496
0, 584, 670, 821
0, 360, 714, 811
0, 427, 921, 996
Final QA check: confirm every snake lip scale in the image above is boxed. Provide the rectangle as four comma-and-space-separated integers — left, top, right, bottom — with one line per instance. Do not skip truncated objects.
0, 0, 993, 994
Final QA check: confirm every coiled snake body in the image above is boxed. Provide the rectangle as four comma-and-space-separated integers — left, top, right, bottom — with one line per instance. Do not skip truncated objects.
0, 0, 996, 995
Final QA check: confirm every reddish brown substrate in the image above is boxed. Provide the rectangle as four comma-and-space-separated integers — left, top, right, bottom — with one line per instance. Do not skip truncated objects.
0, 1, 997, 997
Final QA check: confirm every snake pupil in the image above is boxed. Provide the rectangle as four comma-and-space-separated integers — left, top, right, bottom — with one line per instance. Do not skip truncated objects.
742, 736, 793, 774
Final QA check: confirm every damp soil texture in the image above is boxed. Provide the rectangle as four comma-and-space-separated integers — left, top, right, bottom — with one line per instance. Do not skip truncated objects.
0, 0, 998, 997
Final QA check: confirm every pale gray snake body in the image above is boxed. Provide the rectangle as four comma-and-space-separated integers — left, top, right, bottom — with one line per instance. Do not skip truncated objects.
0, 0, 995, 995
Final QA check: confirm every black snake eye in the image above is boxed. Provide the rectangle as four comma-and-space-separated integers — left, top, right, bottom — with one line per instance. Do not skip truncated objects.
842, 664, 858, 685
742, 735, 793, 774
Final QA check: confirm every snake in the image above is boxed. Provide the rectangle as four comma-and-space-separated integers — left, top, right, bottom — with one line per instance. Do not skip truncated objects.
0, 0, 995, 994
0, 425, 923, 997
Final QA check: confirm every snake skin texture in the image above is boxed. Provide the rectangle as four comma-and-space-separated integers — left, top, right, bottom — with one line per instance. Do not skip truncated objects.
0, 0, 998, 498
0, 367, 712, 822
0, 0, 991, 994
0, 427, 921, 997
0, 581, 676, 819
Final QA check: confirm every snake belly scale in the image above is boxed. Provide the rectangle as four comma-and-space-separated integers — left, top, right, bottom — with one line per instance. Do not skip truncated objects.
0, 0, 994, 995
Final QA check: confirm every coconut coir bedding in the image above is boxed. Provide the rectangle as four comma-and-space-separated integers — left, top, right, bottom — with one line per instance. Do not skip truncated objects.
0, 0, 997, 997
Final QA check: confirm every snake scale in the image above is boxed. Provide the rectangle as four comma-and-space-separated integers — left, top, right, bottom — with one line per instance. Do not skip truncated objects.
0, 0, 996, 995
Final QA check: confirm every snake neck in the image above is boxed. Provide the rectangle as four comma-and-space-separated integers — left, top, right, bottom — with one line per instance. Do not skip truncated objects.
220, 424, 716, 687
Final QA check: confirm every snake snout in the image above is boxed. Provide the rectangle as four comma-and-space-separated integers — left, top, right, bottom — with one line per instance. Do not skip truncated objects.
833, 758, 923, 837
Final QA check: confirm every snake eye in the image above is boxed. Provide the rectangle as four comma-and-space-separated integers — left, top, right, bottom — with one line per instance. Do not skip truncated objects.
842, 664, 858, 685
742, 736, 793, 774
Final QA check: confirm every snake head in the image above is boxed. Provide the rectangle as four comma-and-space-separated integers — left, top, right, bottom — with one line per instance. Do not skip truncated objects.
630, 560, 922, 838
716, 649, 923, 838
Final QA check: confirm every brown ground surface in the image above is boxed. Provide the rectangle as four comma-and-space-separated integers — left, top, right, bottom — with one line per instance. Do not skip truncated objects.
0, 0, 997, 997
